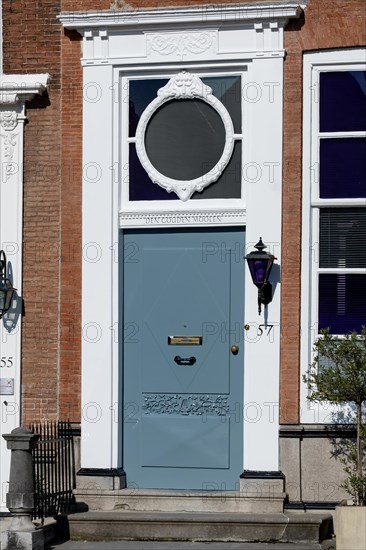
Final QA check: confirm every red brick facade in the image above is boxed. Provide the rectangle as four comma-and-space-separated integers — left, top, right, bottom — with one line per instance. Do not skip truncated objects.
2, 0, 365, 425
281, 0, 365, 423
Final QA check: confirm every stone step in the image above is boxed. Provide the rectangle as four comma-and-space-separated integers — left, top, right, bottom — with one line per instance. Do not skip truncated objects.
73, 487, 285, 514
66, 511, 333, 543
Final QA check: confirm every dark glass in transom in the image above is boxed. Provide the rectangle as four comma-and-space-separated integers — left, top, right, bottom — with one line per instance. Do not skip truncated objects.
128, 75, 242, 200
145, 99, 226, 181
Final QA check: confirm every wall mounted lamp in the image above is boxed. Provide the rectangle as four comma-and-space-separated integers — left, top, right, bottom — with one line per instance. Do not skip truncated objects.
245, 238, 276, 315
0, 251, 16, 319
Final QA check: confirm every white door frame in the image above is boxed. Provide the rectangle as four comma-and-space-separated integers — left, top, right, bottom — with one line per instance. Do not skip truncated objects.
59, 3, 304, 478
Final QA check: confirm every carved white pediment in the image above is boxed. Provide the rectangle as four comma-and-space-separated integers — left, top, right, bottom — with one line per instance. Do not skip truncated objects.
135, 71, 235, 201
147, 31, 216, 59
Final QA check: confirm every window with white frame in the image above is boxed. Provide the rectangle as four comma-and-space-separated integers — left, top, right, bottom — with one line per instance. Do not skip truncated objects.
301, 50, 366, 416
120, 68, 246, 212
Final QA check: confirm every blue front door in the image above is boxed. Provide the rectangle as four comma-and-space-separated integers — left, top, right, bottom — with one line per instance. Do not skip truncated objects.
123, 228, 245, 490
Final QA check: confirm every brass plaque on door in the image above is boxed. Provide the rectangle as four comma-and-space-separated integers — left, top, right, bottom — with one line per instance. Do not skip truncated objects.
168, 336, 202, 346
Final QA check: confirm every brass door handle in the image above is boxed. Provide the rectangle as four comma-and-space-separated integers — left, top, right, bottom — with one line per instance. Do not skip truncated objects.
231, 345, 239, 355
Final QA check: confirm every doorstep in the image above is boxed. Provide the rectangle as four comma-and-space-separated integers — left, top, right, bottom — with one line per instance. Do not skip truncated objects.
64, 510, 333, 543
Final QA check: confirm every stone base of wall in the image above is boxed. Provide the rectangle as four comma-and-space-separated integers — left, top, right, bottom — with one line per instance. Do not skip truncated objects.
280, 424, 355, 506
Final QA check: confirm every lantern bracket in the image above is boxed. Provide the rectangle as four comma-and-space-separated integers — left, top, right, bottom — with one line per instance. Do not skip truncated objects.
0, 250, 16, 319
244, 237, 276, 315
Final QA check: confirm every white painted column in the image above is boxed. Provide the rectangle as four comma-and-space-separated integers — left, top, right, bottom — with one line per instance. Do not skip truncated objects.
81, 64, 120, 470
0, 75, 48, 512
243, 56, 283, 471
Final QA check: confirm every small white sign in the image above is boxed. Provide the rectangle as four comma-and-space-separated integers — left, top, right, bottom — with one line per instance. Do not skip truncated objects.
0, 378, 14, 395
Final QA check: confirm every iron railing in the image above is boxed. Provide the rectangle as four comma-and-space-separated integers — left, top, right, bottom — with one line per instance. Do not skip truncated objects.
31, 421, 76, 520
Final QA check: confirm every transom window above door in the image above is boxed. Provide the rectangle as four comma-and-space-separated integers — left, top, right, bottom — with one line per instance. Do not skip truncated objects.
123, 71, 244, 204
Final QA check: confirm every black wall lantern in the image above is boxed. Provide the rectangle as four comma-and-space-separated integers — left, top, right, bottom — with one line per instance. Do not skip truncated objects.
245, 238, 276, 315
0, 251, 16, 319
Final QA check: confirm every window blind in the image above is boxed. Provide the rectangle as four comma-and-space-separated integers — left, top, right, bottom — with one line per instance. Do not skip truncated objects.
319, 207, 366, 268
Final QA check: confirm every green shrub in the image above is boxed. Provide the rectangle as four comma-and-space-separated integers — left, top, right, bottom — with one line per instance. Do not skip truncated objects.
303, 327, 366, 505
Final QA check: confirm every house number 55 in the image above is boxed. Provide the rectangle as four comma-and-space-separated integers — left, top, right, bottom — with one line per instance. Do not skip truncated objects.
0, 357, 13, 368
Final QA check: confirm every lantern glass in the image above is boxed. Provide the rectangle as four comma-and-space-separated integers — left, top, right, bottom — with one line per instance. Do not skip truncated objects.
247, 255, 275, 288
0, 288, 6, 312
4, 287, 14, 312
265, 256, 275, 281
248, 258, 268, 287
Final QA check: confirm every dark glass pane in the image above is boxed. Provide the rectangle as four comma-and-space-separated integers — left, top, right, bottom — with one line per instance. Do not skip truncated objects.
203, 76, 241, 133
129, 75, 242, 200
320, 71, 366, 132
145, 99, 226, 181
129, 79, 168, 137
191, 141, 241, 199
129, 76, 242, 136
319, 138, 366, 198
318, 274, 366, 334
320, 208, 366, 268
129, 142, 241, 201
129, 144, 178, 201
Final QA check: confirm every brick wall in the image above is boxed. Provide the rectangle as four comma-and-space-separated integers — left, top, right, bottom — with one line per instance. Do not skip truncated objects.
2, 0, 365, 425
280, 0, 366, 423
2, 0, 62, 423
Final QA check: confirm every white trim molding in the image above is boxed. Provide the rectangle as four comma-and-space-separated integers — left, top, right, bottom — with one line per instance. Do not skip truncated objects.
0, 73, 49, 512
300, 48, 366, 425
59, 3, 304, 29
120, 208, 246, 228
135, 71, 235, 201
59, 3, 304, 65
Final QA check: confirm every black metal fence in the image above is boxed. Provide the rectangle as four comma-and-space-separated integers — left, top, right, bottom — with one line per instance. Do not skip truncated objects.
31, 421, 76, 520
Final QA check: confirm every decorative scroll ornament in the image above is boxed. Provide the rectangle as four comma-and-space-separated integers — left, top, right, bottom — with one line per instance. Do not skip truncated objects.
1, 133, 17, 161
149, 32, 213, 58
135, 71, 235, 201
143, 393, 229, 416
0, 111, 18, 131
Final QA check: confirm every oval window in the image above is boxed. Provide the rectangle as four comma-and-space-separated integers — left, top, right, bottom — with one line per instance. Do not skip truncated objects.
135, 71, 235, 201
145, 99, 226, 181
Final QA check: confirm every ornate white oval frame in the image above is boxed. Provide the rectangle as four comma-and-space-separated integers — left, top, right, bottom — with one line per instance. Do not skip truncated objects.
135, 71, 235, 201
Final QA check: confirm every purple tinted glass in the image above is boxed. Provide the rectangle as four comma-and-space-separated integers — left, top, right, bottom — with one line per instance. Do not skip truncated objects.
248, 259, 268, 286
320, 71, 366, 132
318, 274, 366, 334
319, 138, 366, 198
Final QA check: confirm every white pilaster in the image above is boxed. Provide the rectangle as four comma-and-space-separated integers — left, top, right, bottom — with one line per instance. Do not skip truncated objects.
0, 73, 48, 512
243, 57, 283, 471
81, 64, 120, 469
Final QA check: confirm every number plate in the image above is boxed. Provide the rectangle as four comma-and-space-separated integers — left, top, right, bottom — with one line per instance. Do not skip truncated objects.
0, 378, 14, 395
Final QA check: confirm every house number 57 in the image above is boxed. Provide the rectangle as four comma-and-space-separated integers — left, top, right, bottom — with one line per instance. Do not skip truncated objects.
0, 357, 13, 368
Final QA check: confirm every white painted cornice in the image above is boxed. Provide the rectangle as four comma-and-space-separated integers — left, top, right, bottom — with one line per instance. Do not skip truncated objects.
0, 74, 49, 105
59, 2, 305, 31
